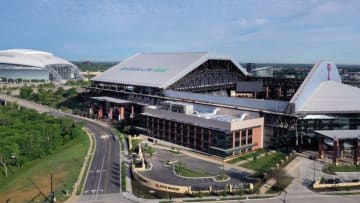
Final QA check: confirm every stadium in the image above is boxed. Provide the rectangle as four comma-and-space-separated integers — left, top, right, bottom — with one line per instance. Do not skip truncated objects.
0, 49, 83, 82
85, 52, 360, 163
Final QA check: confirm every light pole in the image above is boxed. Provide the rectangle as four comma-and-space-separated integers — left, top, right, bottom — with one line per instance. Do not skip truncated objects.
313, 158, 316, 182
283, 189, 287, 203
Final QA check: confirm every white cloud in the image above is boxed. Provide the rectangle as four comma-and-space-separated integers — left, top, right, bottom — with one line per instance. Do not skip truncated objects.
255, 18, 270, 25
238, 18, 248, 26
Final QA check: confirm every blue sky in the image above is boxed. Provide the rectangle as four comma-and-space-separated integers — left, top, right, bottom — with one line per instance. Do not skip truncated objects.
1, 0, 360, 64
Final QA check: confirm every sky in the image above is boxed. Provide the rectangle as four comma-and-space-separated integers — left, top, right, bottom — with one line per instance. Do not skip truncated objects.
1, 0, 360, 64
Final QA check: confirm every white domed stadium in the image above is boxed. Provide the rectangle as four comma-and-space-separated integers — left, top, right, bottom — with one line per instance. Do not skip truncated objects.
0, 49, 83, 82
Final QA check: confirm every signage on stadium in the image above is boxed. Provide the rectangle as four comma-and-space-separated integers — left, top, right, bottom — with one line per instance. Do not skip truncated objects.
119, 66, 168, 72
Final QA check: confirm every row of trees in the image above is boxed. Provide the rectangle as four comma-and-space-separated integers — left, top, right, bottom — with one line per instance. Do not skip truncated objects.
0, 104, 84, 176
19, 86, 78, 108
72, 61, 116, 72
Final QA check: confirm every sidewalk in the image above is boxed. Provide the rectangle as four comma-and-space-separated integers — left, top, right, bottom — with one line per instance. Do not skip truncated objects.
258, 154, 301, 194
259, 178, 277, 194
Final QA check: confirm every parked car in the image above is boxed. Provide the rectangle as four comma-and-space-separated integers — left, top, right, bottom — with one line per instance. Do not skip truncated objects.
309, 155, 317, 160
327, 179, 334, 184
334, 178, 342, 183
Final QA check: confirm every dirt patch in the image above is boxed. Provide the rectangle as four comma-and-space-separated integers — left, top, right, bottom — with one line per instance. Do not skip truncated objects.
0, 166, 69, 203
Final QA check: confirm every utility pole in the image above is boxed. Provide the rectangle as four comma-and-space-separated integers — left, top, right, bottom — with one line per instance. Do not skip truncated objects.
283, 189, 287, 203
50, 173, 55, 203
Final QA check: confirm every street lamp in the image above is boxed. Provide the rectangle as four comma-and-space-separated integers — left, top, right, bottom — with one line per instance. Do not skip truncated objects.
313, 158, 316, 182
283, 189, 287, 203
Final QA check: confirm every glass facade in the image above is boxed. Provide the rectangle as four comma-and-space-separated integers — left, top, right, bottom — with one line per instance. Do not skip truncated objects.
0, 63, 49, 81
297, 113, 360, 147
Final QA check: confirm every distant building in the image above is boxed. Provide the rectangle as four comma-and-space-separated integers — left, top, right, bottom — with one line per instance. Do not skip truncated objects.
251, 66, 273, 77
0, 49, 83, 82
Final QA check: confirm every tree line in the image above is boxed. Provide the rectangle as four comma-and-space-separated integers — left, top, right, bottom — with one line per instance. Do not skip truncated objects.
0, 104, 84, 176
19, 85, 78, 108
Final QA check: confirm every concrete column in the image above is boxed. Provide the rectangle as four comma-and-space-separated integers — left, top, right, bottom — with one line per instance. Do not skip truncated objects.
146, 116, 149, 133
130, 105, 134, 119
174, 123, 177, 143
208, 130, 212, 149
278, 86, 282, 98
232, 131, 236, 156
151, 118, 154, 137
319, 136, 325, 159
168, 121, 171, 141
180, 124, 184, 145
354, 139, 360, 165
162, 120, 165, 140
109, 107, 113, 121
98, 104, 103, 119
201, 128, 204, 151
265, 86, 269, 99
119, 106, 124, 120
194, 127, 197, 148
90, 103, 94, 115
333, 139, 339, 165
340, 141, 345, 158
157, 119, 160, 138
187, 125, 190, 146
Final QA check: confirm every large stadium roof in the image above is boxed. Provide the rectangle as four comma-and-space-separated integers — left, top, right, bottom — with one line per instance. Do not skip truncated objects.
92, 52, 248, 88
297, 81, 360, 113
290, 61, 341, 112
290, 60, 360, 113
0, 49, 74, 68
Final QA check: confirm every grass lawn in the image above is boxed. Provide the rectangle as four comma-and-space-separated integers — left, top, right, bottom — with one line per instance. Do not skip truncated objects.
131, 138, 141, 152
144, 146, 156, 156
168, 149, 182, 155
121, 161, 126, 192
0, 131, 89, 203
174, 165, 210, 178
240, 152, 286, 174
215, 174, 230, 181
323, 164, 360, 173
226, 149, 265, 164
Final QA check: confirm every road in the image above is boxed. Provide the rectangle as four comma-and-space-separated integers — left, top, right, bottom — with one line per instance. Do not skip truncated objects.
0, 94, 135, 202
80, 123, 120, 197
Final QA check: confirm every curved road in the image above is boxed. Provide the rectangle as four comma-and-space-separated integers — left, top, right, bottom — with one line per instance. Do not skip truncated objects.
0, 94, 134, 202
80, 123, 120, 199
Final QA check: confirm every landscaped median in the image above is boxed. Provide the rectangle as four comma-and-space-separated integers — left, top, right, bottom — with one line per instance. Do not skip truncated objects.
322, 164, 360, 174
240, 151, 287, 176
172, 162, 230, 182
237, 151, 296, 194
